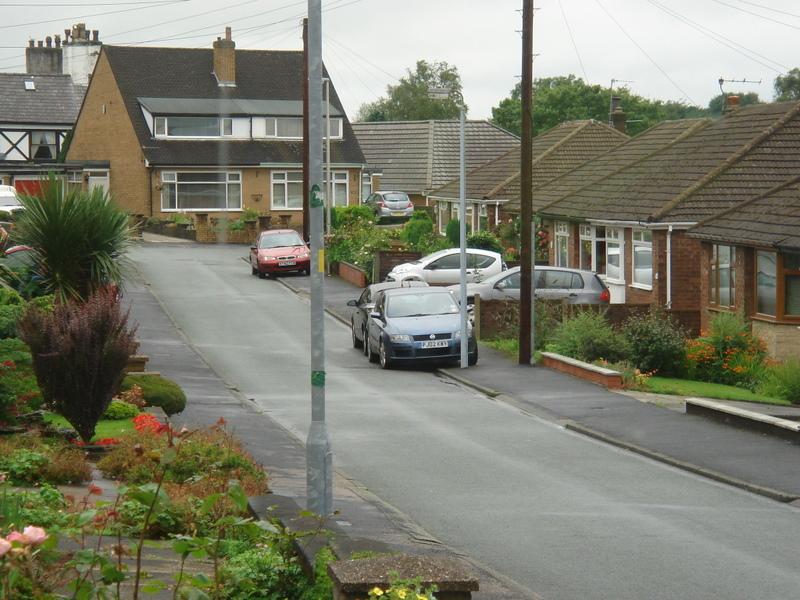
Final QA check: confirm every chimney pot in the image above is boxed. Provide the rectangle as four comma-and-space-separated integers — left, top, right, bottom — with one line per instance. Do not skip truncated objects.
723, 95, 741, 114
64, 29, 70, 41
46, 36, 52, 48
37, 40, 43, 47
92, 30, 99, 42
55, 35, 61, 47
225, 26, 232, 41
28, 39, 35, 48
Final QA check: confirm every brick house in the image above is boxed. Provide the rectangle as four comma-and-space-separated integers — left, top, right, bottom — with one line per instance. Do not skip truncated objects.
504, 101, 800, 340
67, 28, 366, 228
350, 119, 519, 211
688, 177, 800, 359
427, 120, 628, 234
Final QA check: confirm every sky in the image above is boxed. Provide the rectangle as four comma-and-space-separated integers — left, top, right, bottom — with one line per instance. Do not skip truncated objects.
1, 0, 798, 121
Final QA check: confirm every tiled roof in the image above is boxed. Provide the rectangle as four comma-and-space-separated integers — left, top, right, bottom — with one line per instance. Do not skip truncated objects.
351, 120, 519, 194
0, 73, 85, 124
688, 176, 800, 251
539, 102, 800, 224
102, 45, 365, 166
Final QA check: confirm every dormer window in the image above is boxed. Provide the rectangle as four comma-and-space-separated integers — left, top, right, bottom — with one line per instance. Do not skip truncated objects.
153, 116, 233, 138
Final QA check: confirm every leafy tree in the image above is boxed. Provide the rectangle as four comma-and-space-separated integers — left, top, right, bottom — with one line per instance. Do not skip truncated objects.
11, 176, 131, 303
774, 68, 800, 101
356, 59, 466, 122
707, 92, 762, 116
491, 75, 707, 137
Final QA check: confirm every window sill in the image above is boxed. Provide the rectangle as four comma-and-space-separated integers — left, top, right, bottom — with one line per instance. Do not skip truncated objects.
161, 208, 242, 212
749, 314, 800, 325
629, 283, 653, 291
270, 207, 303, 212
604, 279, 626, 286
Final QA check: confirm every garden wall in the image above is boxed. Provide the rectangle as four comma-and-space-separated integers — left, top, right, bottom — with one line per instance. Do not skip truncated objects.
373, 250, 423, 282
338, 261, 368, 288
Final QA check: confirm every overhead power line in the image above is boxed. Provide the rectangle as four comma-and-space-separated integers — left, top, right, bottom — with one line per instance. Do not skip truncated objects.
0, 0, 185, 30
557, 0, 588, 82
709, 0, 800, 30
727, 0, 800, 19
594, 0, 695, 104
0, 1, 186, 4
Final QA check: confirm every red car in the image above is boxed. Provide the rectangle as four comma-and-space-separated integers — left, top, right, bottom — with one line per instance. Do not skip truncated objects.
249, 229, 310, 278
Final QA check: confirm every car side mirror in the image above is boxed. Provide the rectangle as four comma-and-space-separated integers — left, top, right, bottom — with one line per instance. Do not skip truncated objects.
370, 311, 382, 320
250, 245, 257, 250
346, 299, 358, 307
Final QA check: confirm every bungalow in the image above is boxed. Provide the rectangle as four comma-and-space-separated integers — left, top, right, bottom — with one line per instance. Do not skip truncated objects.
350, 119, 519, 210
67, 28, 366, 228
427, 119, 628, 233
688, 176, 800, 359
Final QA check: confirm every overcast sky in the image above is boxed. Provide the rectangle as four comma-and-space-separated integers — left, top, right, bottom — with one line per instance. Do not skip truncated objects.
2, 0, 797, 121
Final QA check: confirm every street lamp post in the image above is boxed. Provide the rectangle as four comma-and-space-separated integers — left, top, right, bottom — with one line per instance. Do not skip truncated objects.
429, 87, 468, 368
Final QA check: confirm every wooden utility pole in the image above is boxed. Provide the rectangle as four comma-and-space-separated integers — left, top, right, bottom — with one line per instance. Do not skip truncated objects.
519, 0, 534, 365
302, 18, 310, 241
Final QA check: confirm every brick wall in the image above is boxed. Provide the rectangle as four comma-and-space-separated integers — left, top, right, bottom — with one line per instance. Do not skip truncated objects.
67, 51, 150, 215
338, 261, 368, 288
374, 250, 423, 282
753, 320, 800, 361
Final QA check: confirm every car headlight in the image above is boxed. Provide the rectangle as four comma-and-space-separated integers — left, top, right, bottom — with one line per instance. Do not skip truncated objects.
389, 334, 413, 343
453, 324, 473, 340
392, 265, 410, 273
299, 252, 310, 258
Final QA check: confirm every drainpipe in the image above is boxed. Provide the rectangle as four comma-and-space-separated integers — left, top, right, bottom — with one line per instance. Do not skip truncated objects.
666, 225, 672, 308
148, 167, 153, 217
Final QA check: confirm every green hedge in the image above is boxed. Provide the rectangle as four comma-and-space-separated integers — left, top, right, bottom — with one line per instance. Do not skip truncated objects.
121, 374, 186, 415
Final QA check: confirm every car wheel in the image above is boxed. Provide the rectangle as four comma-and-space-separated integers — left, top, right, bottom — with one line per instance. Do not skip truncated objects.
251, 262, 258, 276
468, 346, 478, 366
351, 321, 362, 349
379, 340, 392, 369
362, 327, 369, 357
258, 271, 267, 279
367, 337, 378, 363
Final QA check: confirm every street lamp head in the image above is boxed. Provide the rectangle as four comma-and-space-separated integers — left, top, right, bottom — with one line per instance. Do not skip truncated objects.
428, 86, 452, 100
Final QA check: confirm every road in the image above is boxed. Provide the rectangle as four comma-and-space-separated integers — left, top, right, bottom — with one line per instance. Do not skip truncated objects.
131, 243, 800, 600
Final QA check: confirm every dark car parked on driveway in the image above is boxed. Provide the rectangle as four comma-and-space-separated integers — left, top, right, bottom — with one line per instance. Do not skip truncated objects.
363, 287, 477, 369
447, 265, 610, 304
347, 280, 429, 351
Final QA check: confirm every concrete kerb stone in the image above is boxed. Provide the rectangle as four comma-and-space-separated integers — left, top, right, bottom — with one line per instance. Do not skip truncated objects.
564, 421, 799, 503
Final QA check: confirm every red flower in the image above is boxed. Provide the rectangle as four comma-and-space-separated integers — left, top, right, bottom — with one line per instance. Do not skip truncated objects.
88, 484, 103, 495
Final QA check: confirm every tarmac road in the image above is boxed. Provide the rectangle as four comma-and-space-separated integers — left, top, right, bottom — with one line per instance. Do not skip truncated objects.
131, 243, 800, 600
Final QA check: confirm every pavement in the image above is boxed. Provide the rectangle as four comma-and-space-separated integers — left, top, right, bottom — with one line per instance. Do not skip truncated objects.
280, 270, 800, 504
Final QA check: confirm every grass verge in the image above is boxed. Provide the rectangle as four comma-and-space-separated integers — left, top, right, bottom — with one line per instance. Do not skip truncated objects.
644, 376, 790, 405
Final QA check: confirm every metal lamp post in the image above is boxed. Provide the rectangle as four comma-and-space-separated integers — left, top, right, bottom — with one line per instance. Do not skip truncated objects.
429, 87, 468, 368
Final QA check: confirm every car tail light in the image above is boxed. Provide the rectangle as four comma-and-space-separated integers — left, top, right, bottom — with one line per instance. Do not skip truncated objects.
599, 288, 611, 303
377, 201, 385, 208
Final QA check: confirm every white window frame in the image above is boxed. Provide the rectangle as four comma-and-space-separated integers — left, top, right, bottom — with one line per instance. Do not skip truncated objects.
555, 221, 569, 267
324, 171, 349, 207
605, 228, 625, 283
160, 170, 242, 212
631, 229, 653, 289
154, 116, 235, 139
154, 116, 166, 136
271, 171, 304, 210
221, 117, 233, 137
360, 172, 372, 202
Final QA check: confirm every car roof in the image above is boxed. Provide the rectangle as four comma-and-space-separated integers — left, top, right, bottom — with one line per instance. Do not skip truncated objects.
422, 247, 501, 260
381, 287, 454, 297
368, 280, 428, 293
260, 229, 300, 235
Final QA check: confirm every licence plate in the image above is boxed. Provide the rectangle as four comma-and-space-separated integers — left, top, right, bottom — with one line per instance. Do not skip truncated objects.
278, 260, 296, 266
420, 340, 448, 349
391, 211, 404, 216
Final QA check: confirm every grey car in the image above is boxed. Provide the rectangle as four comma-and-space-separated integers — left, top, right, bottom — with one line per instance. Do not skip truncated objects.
363, 191, 415, 220
347, 280, 429, 352
448, 266, 610, 304
364, 287, 477, 369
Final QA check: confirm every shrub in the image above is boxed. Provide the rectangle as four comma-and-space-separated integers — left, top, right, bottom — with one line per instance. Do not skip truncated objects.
17, 289, 139, 441
758, 359, 800, 404
219, 546, 306, 600
548, 310, 630, 363
0, 435, 90, 484
621, 308, 686, 376
0, 304, 22, 338
0, 287, 23, 306
684, 312, 767, 389
327, 215, 395, 279
102, 398, 140, 420
120, 374, 186, 415
445, 218, 460, 246
0, 339, 42, 422
467, 230, 503, 255
331, 205, 375, 229
12, 175, 131, 303
400, 211, 433, 247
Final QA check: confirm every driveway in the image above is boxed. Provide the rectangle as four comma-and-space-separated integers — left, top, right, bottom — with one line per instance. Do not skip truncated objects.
130, 243, 800, 600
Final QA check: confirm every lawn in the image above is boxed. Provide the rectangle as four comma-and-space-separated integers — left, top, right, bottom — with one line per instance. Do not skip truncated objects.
43, 413, 135, 440
483, 337, 519, 359
643, 376, 790, 405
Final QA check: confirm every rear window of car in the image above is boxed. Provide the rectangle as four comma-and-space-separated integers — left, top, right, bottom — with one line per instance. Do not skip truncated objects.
383, 193, 409, 203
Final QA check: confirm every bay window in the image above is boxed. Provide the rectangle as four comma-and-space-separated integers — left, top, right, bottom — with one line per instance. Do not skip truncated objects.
555, 222, 569, 267
709, 244, 735, 308
161, 171, 241, 211
632, 229, 653, 287
754, 251, 800, 319
756, 251, 777, 316
605, 228, 624, 282
271, 171, 303, 209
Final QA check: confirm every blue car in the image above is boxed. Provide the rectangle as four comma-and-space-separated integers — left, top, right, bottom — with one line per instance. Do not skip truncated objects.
364, 287, 478, 369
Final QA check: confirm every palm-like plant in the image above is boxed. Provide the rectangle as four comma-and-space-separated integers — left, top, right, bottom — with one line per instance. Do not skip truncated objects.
11, 176, 131, 302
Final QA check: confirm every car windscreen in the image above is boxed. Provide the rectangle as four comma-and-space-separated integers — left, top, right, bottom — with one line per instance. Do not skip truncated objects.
386, 293, 459, 318
259, 232, 304, 249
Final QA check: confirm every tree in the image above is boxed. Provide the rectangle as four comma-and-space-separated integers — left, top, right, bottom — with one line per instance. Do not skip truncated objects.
491, 75, 707, 137
774, 68, 800, 101
356, 60, 466, 122
11, 176, 131, 303
707, 92, 762, 116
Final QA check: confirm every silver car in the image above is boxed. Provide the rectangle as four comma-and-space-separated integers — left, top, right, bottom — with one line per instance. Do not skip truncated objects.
363, 191, 415, 219
386, 248, 505, 285
448, 266, 610, 304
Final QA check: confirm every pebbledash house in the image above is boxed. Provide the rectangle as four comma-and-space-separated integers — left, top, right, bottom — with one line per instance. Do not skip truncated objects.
66, 28, 366, 230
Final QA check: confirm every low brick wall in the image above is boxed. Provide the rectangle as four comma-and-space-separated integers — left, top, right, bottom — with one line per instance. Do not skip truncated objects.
338, 261, 368, 288
540, 352, 623, 389
193, 214, 261, 245
374, 250, 422, 282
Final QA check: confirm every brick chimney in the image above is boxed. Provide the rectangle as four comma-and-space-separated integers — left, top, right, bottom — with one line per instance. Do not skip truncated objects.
213, 27, 236, 87
609, 96, 627, 134
26, 35, 63, 75
723, 94, 740, 114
